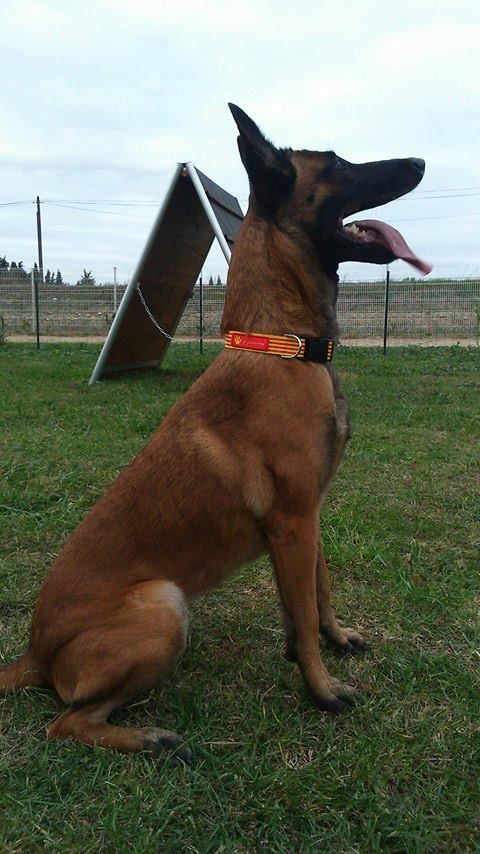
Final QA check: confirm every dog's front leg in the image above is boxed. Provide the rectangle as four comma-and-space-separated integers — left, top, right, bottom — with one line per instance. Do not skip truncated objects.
267, 511, 362, 713
316, 535, 367, 655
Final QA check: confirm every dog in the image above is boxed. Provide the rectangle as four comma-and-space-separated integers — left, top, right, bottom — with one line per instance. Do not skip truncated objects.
1, 104, 429, 763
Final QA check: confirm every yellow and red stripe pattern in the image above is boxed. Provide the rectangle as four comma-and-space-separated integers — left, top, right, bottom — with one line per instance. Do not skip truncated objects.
225, 331, 306, 358
225, 331, 335, 362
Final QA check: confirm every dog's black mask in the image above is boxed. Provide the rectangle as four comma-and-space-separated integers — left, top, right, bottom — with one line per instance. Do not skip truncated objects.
229, 103, 431, 276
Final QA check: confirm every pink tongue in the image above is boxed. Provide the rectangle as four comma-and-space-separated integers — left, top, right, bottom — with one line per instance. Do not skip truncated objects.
357, 219, 432, 274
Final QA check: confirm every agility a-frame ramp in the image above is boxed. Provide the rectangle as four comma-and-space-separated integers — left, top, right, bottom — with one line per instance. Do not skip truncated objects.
89, 163, 244, 383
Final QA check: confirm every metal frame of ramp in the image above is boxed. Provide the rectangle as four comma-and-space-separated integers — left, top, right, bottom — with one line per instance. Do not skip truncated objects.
89, 162, 244, 383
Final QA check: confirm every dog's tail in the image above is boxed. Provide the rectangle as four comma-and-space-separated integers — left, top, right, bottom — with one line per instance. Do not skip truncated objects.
0, 651, 45, 691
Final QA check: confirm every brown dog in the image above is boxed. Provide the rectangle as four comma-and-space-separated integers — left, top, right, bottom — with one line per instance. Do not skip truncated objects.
1, 105, 428, 763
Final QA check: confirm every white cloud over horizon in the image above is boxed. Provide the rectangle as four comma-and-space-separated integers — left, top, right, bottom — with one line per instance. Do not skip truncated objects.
1, 0, 479, 282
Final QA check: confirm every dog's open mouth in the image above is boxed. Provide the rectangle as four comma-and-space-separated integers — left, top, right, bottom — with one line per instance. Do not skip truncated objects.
339, 219, 432, 274
327, 156, 432, 274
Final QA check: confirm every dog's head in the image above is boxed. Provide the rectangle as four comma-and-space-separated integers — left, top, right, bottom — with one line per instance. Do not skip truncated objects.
229, 104, 431, 276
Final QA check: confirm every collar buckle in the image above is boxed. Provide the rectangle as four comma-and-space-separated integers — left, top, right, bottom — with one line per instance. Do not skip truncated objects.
281, 333, 302, 359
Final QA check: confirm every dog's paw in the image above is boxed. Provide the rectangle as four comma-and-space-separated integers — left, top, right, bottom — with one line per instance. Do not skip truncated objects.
143, 728, 194, 766
311, 680, 364, 714
321, 624, 367, 656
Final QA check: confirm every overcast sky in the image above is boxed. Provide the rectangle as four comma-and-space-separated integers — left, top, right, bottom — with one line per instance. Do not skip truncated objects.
1, 0, 479, 283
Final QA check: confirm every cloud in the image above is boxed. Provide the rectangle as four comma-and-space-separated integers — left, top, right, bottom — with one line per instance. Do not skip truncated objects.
1, 0, 479, 280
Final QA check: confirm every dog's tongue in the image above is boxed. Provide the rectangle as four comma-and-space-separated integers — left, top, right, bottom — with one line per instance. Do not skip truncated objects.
359, 219, 432, 274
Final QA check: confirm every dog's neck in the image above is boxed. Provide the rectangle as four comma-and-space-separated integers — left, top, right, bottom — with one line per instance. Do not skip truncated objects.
221, 210, 339, 340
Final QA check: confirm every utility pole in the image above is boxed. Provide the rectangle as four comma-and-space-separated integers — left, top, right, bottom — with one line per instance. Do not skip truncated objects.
36, 196, 44, 284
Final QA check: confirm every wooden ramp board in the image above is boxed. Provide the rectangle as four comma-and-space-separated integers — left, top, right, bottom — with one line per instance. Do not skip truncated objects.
89, 163, 244, 383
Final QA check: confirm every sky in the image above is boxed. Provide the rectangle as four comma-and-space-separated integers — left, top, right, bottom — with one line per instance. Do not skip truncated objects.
1, 0, 479, 283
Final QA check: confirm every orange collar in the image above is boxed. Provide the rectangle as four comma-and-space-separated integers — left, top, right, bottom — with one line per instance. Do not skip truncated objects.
224, 331, 334, 362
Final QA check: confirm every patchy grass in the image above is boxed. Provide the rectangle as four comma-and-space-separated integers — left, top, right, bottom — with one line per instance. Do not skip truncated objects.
0, 342, 479, 853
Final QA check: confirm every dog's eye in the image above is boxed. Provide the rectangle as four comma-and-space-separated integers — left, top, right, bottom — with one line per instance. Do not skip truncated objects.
336, 159, 343, 170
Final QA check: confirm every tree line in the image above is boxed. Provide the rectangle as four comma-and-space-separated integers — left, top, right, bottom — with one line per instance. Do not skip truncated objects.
0, 256, 96, 287
1, 258, 225, 287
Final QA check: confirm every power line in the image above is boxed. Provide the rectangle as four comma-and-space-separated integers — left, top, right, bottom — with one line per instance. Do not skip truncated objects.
42, 199, 160, 206
2, 185, 480, 224
41, 190, 480, 203
44, 202, 153, 219
396, 191, 480, 201
392, 211, 480, 222
51, 202, 480, 223
3, 184, 480, 207
414, 186, 480, 193
0, 200, 34, 207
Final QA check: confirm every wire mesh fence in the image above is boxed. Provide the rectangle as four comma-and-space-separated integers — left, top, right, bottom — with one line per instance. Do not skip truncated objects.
0, 272, 479, 345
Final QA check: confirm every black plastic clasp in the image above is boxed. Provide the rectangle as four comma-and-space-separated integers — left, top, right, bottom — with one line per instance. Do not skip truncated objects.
303, 337, 335, 363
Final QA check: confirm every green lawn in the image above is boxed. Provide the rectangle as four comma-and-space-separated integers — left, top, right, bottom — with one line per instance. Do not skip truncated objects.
0, 342, 479, 853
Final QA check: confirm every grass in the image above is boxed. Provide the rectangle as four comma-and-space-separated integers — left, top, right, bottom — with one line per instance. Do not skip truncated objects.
0, 342, 479, 853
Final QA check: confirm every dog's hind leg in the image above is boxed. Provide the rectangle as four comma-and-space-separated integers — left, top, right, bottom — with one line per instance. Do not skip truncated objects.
315, 535, 367, 655
0, 650, 47, 691
47, 700, 193, 765
46, 580, 192, 763
267, 511, 363, 713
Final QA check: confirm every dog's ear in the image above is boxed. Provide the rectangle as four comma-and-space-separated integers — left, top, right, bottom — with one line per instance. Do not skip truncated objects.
228, 103, 296, 213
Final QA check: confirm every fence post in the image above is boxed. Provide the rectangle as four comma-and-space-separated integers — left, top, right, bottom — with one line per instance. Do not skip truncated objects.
199, 274, 204, 354
383, 267, 390, 354
36, 196, 44, 285
113, 266, 117, 314
31, 269, 35, 332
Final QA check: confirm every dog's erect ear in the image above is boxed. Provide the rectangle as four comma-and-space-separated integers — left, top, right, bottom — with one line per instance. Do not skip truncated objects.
228, 103, 296, 213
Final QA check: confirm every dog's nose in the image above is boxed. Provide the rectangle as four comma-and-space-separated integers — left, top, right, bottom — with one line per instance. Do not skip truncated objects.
409, 157, 425, 175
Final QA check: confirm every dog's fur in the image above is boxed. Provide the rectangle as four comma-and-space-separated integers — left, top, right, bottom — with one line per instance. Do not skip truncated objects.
1, 105, 426, 762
